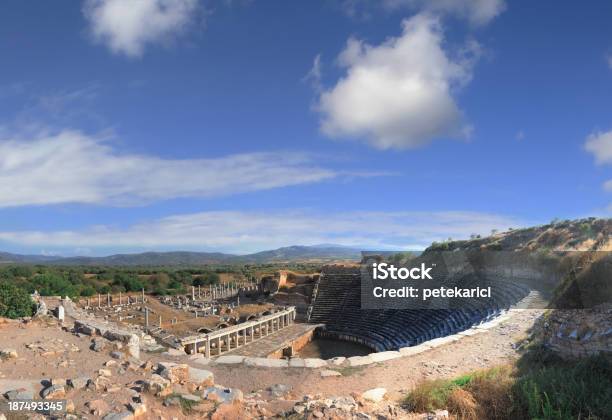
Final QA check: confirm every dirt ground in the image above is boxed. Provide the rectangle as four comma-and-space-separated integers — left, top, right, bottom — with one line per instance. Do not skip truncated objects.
201, 309, 543, 402
80, 296, 275, 337
0, 308, 543, 419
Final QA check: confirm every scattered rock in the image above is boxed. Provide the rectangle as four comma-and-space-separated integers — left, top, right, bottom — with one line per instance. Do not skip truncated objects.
163, 348, 185, 357
66, 399, 75, 413
361, 388, 387, 403
188, 367, 214, 388
211, 403, 245, 420
204, 386, 244, 405
141, 360, 154, 370
5, 388, 34, 400
91, 338, 107, 352
181, 394, 202, 403
98, 368, 112, 377
320, 369, 342, 377
86, 399, 111, 416
143, 374, 171, 397
102, 411, 134, 420
268, 383, 292, 398
128, 402, 147, 418
41, 384, 66, 399
68, 377, 89, 390
50, 378, 66, 386
0, 349, 18, 359
157, 362, 189, 384
110, 351, 123, 360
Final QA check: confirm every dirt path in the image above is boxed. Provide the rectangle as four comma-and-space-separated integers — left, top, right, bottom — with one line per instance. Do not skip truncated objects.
201, 309, 543, 403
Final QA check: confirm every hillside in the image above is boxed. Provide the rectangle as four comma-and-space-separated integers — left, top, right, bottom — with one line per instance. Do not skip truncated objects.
0, 245, 361, 266
425, 217, 611, 253
422, 217, 611, 309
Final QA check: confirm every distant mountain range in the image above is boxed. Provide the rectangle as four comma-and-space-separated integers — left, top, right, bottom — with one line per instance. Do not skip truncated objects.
0, 245, 363, 266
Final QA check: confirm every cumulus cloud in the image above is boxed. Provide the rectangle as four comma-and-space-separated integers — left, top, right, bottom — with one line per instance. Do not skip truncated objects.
585, 130, 612, 165
0, 130, 342, 207
83, 0, 199, 57
585, 130, 612, 195
383, 0, 505, 26
317, 14, 478, 150
0, 210, 526, 254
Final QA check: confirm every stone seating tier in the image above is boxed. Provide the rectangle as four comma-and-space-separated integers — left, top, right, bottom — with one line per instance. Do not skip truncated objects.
309, 267, 530, 351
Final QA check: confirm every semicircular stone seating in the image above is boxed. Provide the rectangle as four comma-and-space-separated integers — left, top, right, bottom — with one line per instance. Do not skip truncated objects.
308, 266, 530, 351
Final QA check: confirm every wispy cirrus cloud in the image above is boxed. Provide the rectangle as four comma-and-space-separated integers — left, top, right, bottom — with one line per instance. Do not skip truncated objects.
339, 0, 506, 25
0, 210, 528, 254
0, 129, 359, 207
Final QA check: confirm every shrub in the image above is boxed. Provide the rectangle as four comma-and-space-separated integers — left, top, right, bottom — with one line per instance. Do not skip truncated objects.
0, 283, 34, 318
447, 388, 477, 420
32, 273, 78, 298
404, 379, 459, 412
513, 355, 612, 419
404, 354, 612, 420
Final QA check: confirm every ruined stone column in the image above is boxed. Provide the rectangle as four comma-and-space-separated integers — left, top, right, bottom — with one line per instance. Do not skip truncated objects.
107, 293, 111, 307
119, 292, 122, 306
57, 305, 65, 322
192, 286, 195, 301
142, 288, 145, 303
145, 307, 149, 329
159, 315, 162, 328
98, 294, 101, 308
205, 337, 211, 358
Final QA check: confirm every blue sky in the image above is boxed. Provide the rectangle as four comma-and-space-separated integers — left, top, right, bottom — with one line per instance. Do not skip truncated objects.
0, 0, 611, 256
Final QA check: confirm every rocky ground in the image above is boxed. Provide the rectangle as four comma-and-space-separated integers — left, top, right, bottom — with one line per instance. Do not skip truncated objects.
0, 308, 543, 419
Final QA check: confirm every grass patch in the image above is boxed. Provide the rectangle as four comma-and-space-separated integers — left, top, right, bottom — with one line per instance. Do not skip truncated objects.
403, 349, 612, 420
513, 351, 612, 419
165, 393, 201, 415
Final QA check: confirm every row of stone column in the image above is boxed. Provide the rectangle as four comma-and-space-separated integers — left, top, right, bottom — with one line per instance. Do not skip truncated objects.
187, 309, 295, 357
191, 282, 258, 302
88, 289, 147, 309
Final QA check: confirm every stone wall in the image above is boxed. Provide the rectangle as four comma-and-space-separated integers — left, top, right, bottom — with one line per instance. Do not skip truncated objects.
538, 304, 612, 359
268, 328, 315, 359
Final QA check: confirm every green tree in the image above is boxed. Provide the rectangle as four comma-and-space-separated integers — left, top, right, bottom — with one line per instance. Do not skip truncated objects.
33, 273, 78, 298
0, 283, 34, 319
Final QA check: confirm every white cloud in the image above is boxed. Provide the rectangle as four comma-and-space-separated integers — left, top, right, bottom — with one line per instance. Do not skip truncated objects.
317, 14, 478, 150
604, 180, 612, 192
585, 130, 612, 165
0, 130, 342, 207
83, 0, 199, 57
383, 0, 506, 26
339, 0, 505, 25
0, 210, 527, 254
